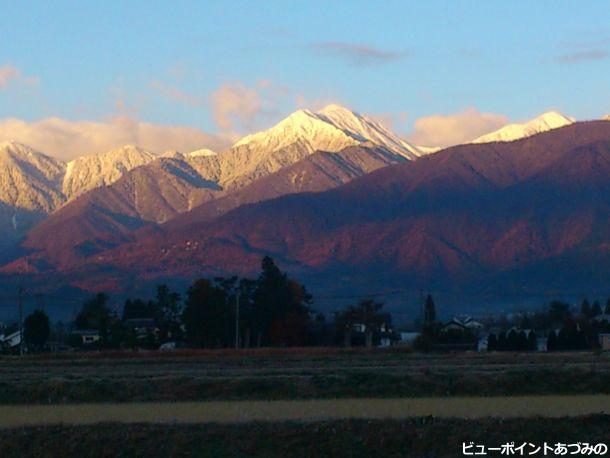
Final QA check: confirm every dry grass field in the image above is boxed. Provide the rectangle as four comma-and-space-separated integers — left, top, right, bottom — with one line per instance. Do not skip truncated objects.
1, 416, 608, 458
0, 349, 609, 404
1, 350, 609, 456
0, 396, 609, 428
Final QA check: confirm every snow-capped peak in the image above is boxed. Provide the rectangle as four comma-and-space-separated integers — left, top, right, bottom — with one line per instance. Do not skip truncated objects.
231, 103, 435, 163
473, 111, 574, 144
62, 144, 157, 199
232, 108, 361, 154
188, 148, 217, 157
316, 104, 430, 160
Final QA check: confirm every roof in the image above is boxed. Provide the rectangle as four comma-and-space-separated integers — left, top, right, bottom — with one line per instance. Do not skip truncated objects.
72, 329, 100, 336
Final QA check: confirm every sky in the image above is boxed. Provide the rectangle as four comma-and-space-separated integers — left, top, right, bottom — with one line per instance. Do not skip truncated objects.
1, 0, 610, 159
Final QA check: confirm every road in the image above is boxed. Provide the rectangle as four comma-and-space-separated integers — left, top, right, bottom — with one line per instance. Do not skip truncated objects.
0, 395, 608, 428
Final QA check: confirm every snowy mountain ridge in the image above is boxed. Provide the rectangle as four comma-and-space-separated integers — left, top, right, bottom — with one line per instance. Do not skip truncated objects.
472, 111, 574, 144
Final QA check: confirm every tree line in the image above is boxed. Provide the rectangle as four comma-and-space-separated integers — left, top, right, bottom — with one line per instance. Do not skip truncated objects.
11, 256, 391, 352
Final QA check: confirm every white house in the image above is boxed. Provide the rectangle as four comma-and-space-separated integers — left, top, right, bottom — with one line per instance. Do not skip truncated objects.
2, 330, 22, 350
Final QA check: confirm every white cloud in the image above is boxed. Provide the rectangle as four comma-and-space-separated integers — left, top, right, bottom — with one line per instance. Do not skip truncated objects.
0, 64, 38, 90
0, 116, 236, 160
209, 80, 289, 132
406, 108, 508, 147
209, 82, 265, 131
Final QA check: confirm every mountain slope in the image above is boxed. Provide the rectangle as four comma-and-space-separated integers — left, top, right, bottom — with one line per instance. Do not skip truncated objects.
166, 145, 406, 230
62, 145, 157, 199
55, 120, 610, 295
0, 141, 66, 248
473, 111, 574, 143
18, 157, 222, 267
196, 105, 436, 191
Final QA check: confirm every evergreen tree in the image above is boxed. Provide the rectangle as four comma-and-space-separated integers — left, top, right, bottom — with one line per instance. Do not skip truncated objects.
252, 256, 312, 346
23, 309, 50, 350
547, 330, 557, 351
155, 284, 182, 341
506, 329, 519, 351
75, 293, 112, 342
527, 330, 537, 351
497, 332, 507, 351
122, 299, 153, 321
591, 300, 602, 318
423, 294, 436, 325
182, 278, 232, 348
605, 299, 610, 315
580, 299, 592, 319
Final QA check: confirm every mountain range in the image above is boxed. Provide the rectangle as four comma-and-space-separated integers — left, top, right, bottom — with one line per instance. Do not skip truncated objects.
1, 104, 606, 312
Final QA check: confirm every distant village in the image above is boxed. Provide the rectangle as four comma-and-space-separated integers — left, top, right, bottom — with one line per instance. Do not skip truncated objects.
1, 257, 610, 354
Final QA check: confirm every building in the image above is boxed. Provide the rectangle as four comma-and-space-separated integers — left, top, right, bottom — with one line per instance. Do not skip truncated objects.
1, 330, 22, 351
123, 318, 159, 340
71, 329, 101, 345
399, 332, 421, 345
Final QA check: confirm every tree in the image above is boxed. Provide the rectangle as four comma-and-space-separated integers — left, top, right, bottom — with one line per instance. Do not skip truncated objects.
355, 299, 386, 348
549, 300, 571, 325
527, 330, 537, 351
591, 300, 602, 318
547, 330, 557, 352
155, 284, 182, 341
487, 333, 498, 351
122, 299, 153, 321
23, 310, 50, 350
75, 293, 112, 342
580, 299, 592, 319
251, 256, 312, 346
605, 299, 610, 315
182, 278, 232, 348
334, 306, 358, 347
423, 294, 436, 325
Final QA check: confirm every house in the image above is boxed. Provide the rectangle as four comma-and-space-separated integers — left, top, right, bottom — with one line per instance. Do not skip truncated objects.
1, 330, 22, 350
71, 329, 101, 345
440, 318, 468, 333
399, 332, 421, 345
593, 314, 610, 324
123, 318, 159, 340
599, 333, 610, 351
461, 316, 484, 331
536, 337, 548, 352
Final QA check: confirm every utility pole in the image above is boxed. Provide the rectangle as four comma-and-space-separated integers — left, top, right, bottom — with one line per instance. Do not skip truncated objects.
18, 287, 24, 356
235, 290, 240, 350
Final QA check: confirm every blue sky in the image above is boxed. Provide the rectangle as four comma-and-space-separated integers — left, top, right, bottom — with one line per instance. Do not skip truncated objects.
1, 1, 610, 157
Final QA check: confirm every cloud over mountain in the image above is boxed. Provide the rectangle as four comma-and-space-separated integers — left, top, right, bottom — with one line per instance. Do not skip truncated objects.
0, 116, 235, 160
406, 108, 508, 147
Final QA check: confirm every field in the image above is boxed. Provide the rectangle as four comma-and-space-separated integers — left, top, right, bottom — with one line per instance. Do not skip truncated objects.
1, 349, 609, 404
1, 416, 609, 457
1, 349, 609, 456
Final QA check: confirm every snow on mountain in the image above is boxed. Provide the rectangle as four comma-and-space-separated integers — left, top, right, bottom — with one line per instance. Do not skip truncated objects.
0, 141, 67, 245
603, 115, 610, 121
473, 111, 574, 144
187, 148, 217, 157
62, 145, 157, 199
214, 105, 438, 190
0, 141, 66, 214
317, 104, 429, 160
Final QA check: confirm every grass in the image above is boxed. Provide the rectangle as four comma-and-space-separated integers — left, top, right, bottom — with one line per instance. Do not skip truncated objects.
0, 416, 608, 457
0, 350, 609, 404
